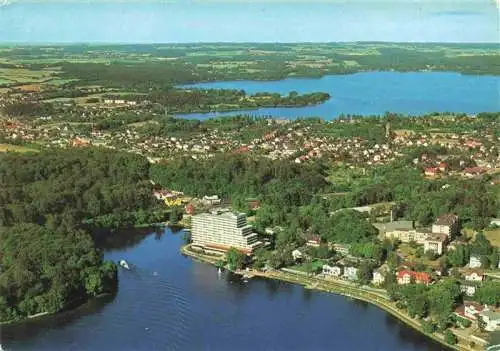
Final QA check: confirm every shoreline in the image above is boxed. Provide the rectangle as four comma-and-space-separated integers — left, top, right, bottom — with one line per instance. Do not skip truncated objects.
181, 244, 476, 351
0, 292, 114, 327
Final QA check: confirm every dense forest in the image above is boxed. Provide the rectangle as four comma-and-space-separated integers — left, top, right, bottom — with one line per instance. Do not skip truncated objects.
151, 152, 498, 268
151, 154, 498, 231
0, 149, 164, 322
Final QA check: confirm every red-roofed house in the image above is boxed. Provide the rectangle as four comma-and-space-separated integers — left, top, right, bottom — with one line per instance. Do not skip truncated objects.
234, 146, 250, 154
248, 199, 260, 211
397, 270, 431, 285
185, 203, 195, 215
425, 167, 438, 177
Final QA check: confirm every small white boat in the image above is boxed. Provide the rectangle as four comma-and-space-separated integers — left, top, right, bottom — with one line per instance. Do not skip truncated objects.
119, 259, 130, 270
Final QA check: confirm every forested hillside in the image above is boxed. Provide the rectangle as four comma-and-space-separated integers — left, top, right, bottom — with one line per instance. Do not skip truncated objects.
0, 149, 161, 322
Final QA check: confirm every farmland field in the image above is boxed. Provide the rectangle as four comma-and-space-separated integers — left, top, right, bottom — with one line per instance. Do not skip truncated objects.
0, 143, 40, 153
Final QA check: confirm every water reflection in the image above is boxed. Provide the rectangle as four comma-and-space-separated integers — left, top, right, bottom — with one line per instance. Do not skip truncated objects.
2, 228, 451, 351
92, 226, 159, 251
263, 278, 294, 301
383, 311, 450, 351
1, 294, 115, 344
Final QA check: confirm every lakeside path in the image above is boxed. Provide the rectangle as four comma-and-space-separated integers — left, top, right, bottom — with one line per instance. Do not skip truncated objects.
181, 245, 477, 351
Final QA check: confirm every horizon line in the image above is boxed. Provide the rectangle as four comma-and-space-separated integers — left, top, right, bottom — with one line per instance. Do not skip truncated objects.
1, 40, 499, 46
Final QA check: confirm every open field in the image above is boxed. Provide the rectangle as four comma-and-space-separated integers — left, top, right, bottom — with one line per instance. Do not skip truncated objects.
483, 228, 500, 247
0, 68, 58, 84
0, 143, 40, 153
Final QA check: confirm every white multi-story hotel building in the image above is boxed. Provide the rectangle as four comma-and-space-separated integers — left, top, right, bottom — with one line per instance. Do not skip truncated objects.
191, 210, 263, 254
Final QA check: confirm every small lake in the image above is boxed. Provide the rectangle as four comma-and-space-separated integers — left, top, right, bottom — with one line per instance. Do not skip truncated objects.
1, 228, 449, 351
178, 72, 500, 120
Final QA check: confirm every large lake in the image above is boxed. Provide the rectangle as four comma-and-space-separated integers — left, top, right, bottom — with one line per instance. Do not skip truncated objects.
2, 228, 448, 351
178, 72, 500, 120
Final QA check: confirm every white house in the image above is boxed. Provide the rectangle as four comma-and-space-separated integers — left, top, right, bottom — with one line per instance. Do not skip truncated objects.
479, 310, 500, 331
292, 249, 303, 261
455, 301, 487, 321
322, 264, 342, 278
460, 284, 477, 297
423, 233, 447, 255
372, 266, 388, 286
343, 266, 358, 281
469, 255, 482, 268
464, 270, 484, 282
464, 302, 486, 320
202, 195, 221, 206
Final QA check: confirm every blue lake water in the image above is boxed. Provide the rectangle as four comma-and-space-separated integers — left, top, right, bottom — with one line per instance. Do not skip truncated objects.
1, 228, 448, 351
178, 72, 500, 120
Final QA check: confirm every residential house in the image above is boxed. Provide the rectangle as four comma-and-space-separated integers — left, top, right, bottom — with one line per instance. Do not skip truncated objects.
423, 233, 447, 255
479, 310, 500, 331
306, 235, 321, 248
343, 266, 358, 281
331, 243, 350, 255
464, 269, 484, 282
455, 301, 486, 321
469, 255, 482, 269
202, 195, 221, 206
292, 249, 303, 262
372, 266, 388, 286
432, 213, 459, 237
185, 203, 195, 215
322, 264, 342, 278
425, 167, 438, 177
247, 199, 260, 211
397, 270, 431, 285
464, 167, 485, 178
460, 283, 477, 297
438, 162, 447, 173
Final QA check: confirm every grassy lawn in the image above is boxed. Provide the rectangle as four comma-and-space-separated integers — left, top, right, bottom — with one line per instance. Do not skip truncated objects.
397, 243, 440, 268
483, 228, 500, 247
291, 259, 327, 273
0, 143, 40, 153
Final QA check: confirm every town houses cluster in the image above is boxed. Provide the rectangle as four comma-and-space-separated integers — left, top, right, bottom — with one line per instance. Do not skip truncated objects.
1, 114, 499, 179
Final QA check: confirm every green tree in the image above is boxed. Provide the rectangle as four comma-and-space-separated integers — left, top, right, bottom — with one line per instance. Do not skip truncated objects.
475, 281, 500, 306
358, 261, 373, 285
421, 320, 435, 334
444, 330, 457, 345
226, 248, 246, 271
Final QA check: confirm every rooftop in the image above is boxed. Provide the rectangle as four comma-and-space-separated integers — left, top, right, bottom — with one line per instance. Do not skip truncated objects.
373, 220, 414, 234
425, 233, 448, 242
434, 213, 458, 226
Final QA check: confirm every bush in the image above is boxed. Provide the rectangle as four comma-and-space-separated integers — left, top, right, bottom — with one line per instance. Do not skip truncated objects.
421, 320, 436, 334
445, 330, 457, 345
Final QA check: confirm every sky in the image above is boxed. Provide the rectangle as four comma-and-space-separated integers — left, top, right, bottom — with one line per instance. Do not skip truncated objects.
0, 0, 498, 43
